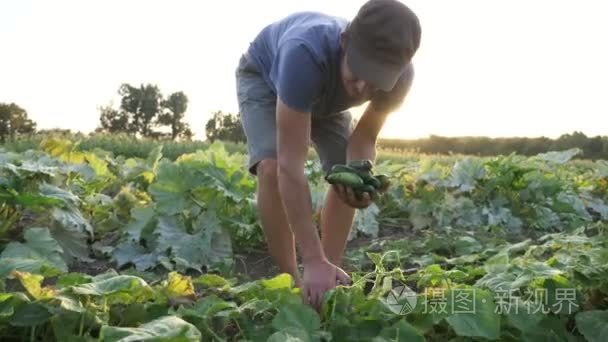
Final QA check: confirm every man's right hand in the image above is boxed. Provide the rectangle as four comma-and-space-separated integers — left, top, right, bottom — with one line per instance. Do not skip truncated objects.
302, 257, 352, 312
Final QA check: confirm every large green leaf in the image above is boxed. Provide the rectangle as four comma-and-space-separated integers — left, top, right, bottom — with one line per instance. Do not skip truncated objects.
0, 227, 68, 278
39, 183, 95, 263
124, 205, 157, 243
272, 303, 321, 338
99, 315, 202, 342
9, 302, 53, 327
267, 329, 309, 342
575, 310, 608, 342
70, 275, 154, 304
155, 215, 232, 273
148, 160, 206, 215
176, 295, 237, 319
536, 148, 581, 164
378, 320, 425, 342
350, 203, 380, 241
505, 297, 545, 333
445, 289, 500, 340
112, 241, 158, 271
449, 158, 485, 193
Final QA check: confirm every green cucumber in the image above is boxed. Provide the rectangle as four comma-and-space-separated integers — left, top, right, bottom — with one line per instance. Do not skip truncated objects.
326, 172, 364, 187
359, 184, 376, 194
375, 174, 390, 192
355, 184, 377, 201
348, 159, 374, 172
330, 164, 360, 174
366, 176, 382, 189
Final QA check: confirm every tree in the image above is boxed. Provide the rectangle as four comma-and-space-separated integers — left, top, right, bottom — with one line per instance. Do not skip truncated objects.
118, 83, 162, 137
98, 83, 169, 138
0, 103, 36, 143
99, 105, 130, 134
157, 91, 192, 140
205, 110, 246, 143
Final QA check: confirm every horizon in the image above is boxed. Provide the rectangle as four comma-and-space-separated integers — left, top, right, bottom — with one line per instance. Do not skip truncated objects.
1, 0, 607, 141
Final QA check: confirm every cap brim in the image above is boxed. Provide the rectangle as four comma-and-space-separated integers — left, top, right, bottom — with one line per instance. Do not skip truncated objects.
346, 43, 404, 92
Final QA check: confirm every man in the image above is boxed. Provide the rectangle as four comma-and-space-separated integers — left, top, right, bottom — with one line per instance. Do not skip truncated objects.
235, 0, 421, 311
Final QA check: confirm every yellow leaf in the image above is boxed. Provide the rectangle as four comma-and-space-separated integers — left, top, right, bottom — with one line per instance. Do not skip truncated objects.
12, 271, 55, 300
165, 272, 195, 298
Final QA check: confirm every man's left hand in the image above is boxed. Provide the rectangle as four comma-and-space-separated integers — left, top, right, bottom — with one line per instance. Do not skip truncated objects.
332, 184, 373, 209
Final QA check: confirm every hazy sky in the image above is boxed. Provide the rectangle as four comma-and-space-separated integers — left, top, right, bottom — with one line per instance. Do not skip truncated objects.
1, 0, 607, 140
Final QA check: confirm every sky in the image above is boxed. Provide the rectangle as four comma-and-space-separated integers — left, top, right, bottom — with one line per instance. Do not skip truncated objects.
1, 0, 607, 140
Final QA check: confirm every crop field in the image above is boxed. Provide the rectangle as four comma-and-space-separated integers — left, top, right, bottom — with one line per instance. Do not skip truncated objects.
1, 137, 607, 341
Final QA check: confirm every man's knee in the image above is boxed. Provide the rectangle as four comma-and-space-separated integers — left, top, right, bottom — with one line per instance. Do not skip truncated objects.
256, 159, 278, 182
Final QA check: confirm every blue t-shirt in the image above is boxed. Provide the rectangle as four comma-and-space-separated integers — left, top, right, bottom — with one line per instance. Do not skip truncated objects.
246, 11, 413, 117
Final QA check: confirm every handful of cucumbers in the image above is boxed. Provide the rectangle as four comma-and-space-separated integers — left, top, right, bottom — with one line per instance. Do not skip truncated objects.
324, 159, 390, 200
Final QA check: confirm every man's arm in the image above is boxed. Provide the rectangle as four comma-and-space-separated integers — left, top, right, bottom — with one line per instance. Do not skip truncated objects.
347, 104, 391, 163
275, 98, 325, 264
276, 97, 351, 310
348, 64, 416, 162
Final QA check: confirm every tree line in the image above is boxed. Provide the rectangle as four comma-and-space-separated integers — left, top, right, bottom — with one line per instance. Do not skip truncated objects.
378, 132, 608, 160
1, 89, 607, 160
96, 83, 193, 140
97, 83, 247, 143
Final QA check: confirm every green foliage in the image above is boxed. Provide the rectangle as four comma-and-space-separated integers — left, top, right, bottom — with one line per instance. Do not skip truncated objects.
0, 137, 607, 340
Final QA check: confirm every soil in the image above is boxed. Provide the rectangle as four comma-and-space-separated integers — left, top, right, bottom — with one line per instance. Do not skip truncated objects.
231, 223, 416, 282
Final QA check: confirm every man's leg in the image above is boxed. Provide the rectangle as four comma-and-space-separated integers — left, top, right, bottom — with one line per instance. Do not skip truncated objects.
311, 111, 356, 266
235, 53, 301, 285
255, 159, 302, 286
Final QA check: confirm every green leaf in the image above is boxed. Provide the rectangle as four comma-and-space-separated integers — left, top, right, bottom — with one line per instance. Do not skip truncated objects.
70, 275, 154, 304
267, 328, 310, 342
0, 294, 18, 318
454, 236, 483, 256
9, 302, 52, 327
505, 297, 545, 333
0, 227, 68, 277
124, 205, 157, 243
351, 203, 380, 241
193, 273, 230, 288
272, 303, 321, 336
177, 295, 237, 319
149, 160, 206, 215
521, 315, 573, 341
99, 315, 202, 341
50, 311, 101, 341
237, 298, 273, 317
112, 241, 158, 271
445, 289, 500, 340
379, 320, 425, 342
449, 158, 485, 193
536, 148, 581, 164
575, 310, 608, 342
155, 215, 232, 273
56, 272, 93, 288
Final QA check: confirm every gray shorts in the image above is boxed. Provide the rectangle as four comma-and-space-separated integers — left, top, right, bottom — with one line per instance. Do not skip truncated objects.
235, 53, 353, 176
